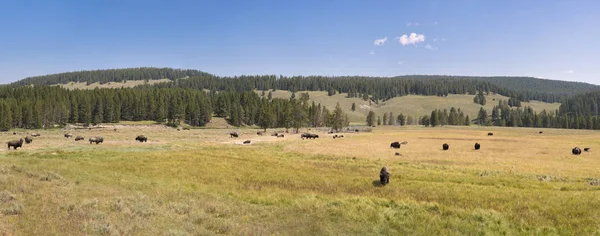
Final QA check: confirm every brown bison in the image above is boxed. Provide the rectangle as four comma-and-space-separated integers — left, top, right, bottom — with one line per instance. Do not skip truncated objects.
333, 134, 344, 139
183, 128, 190, 130
7, 139, 23, 150
257, 131, 263, 136
442, 143, 449, 150
584, 148, 590, 152
301, 133, 319, 139
243, 140, 251, 144
31, 133, 40, 137
277, 134, 285, 138
230, 132, 239, 138
89, 137, 104, 144
24, 136, 33, 144
75, 136, 84, 141
390, 142, 401, 149
135, 135, 148, 142
474, 143, 480, 150
487, 132, 493, 136
538, 131, 543, 134
380, 167, 390, 186
64, 133, 73, 138
572, 147, 582, 155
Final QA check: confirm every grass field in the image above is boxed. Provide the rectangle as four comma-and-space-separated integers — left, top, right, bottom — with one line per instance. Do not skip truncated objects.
0, 125, 599, 235
258, 90, 562, 123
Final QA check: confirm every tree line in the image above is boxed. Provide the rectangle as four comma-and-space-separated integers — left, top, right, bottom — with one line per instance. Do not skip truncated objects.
0, 86, 348, 131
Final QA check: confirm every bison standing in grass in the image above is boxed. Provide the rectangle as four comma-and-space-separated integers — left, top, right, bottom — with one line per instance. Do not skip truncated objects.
31, 133, 40, 137
89, 137, 104, 144
474, 143, 481, 150
442, 143, 449, 150
390, 142, 401, 149
230, 132, 239, 138
487, 132, 493, 136
24, 136, 33, 144
135, 135, 148, 142
7, 139, 23, 150
64, 133, 73, 138
301, 133, 319, 139
572, 147, 582, 155
75, 136, 85, 141
277, 134, 285, 138
584, 148, 590, 152
380, 167, 390, 186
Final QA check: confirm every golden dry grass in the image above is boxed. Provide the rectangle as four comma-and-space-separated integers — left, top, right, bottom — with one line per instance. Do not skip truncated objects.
0, 125, 599, 235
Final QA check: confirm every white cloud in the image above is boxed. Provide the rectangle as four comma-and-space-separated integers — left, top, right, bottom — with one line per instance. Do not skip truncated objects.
434, 21, 439, 25
564, 70, 575, 74
397, 61, 405, 65
374, 37, 388, 46
369, 51, 375, 55
397, 33, 425, 46
424, 44, 438, 50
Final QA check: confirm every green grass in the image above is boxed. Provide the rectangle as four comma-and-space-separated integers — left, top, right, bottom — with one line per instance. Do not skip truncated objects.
0, 126, 599, 235
258, 90, 561, 123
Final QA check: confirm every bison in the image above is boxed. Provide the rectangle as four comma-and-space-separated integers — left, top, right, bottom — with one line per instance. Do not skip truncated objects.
277, 134, 285, 138
355, 129, 359, 132
243, 140, 251, 144
487, 132, 493, 136
257, 131, 263, 136
333, 134, 344, 139
64, 133, 73, 138
183, 128, 190, 130
538, 131, 543, 134
230, 132, 239, 138
442, 143, 449, 150
7, 139, 23, 150
135, 135, 148, 142
12, 132, 16, 135
474, 143, 480, 150
584, 148, 590, 152
301, 133, 319, 139
271, 132, 278, 137
395, 152, 401, 156
379, 167, 390, 186
572, 147, 582, 155
89, 137, 104, 144
390, 142, 401, 149
31, 133, 40, 137
24, 136, 33, 144
75, 136, 84, 141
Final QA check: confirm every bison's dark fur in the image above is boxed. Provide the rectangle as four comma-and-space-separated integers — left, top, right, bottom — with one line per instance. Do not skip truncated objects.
277, 134, 284, 138
75, 136, 84, 141
257, 131, 263, 136
395, 152, 401, 156
7, 139, 23, 150
183, 128, 190, 130
135, 135, 148, 142
355, 129, 359, 132
487, 132, 493, 136
230, 132, 239, 138
380, 167, 390, 186
572, 147, 582, 155
333, 134, 344, 139
301, 133, 319, 139
13, 132, 16, 135
24, 136, 33, 144
442, 143, 449, 150
539, 131, 543, 134
390, 142, 401, 149
474, 143, 480, 150
89, 137, 103, 144
584, 148, 590, 152
243, 140, 251, 144
64, 133, 73, 138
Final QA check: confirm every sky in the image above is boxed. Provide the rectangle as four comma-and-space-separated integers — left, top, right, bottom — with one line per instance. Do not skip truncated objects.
0, 0, 599, 84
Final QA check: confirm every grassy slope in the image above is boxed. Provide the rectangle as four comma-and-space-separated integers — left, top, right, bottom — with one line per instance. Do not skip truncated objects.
54, 79, 172, 90
0, 126, 599, 235
261, 90, 561, 123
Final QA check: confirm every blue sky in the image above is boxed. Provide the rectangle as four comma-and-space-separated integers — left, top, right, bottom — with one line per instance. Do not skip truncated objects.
1, 0, 599, 84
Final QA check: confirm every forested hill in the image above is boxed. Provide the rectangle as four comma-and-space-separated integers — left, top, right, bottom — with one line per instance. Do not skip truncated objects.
12, 67, 211, 86
559, 91, 600, 116
392, 75, 600, 95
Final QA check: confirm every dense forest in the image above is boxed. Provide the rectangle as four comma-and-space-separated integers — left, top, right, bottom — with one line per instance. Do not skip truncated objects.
12, 68, 211, 86
0, 86, 349, 132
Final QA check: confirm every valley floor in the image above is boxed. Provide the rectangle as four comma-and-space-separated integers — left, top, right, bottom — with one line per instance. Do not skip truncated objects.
0, 126, 599, 235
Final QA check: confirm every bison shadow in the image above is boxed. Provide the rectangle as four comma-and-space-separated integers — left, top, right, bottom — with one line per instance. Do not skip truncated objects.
372, 180, 385, 187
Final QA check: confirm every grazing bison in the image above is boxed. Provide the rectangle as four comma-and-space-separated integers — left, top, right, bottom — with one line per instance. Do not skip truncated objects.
301, 133, 319, 139
442, 143, 449, 150
64, 133, 73, 138
257, 131, 263, 136
539, 131, 543, 134
328, 131, 335, 134
75, 136, 84, 141
135, 135, 148, 142
183, 128, 190, 130
12, 132, 16, 135
177, 128, 180, 131
572, 147, 582, 155
277, 134, 285, 138
474, 143, 480, 150
24, 136, 33, 144
89, 137, 104, 144
243, 140, 251, 144
7, 139, 23, 150
333, 135, 344, 139
271, 132, 278, 137
487, 132, 493, 136
355, 129, 359, 132
390, 142, 401, 149
31, 133, 40, 137
395, 152, 401, 156
379, 167, 390, 186
230, 132, 239, 138
584, 148, 590, 152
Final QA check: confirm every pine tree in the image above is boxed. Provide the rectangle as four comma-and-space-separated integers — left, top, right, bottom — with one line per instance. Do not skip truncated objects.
430, 110, 438, 127
331, 102, 344, 131
388, 112, 394, 125
351, 103, 356, 112
397, 113, 405, 126
366, 111, 376, 126
465, 115, 471, 126
377, 116, 381, 126
383, 112, 388, 126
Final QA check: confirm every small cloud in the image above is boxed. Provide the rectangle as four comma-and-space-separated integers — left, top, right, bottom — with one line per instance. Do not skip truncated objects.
397, 33, 425, 46
369, 51, 375, 55
424, 44, 437, 50
563, 70, 575, 74
374, 37, 388, 46
434, 21, 439, 25
397, 61, 405, 65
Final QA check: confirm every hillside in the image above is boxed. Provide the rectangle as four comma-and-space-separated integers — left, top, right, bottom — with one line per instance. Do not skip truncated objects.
260, 90, 561, 123
56, 79, 172, 90
12, 67, 210, 86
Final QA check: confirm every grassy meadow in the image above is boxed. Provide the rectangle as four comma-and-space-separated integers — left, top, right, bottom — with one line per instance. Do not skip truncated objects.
258, 90, 562, 123
0, 125, 599, 235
